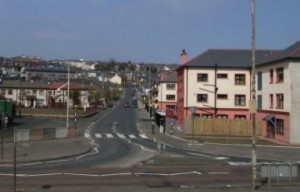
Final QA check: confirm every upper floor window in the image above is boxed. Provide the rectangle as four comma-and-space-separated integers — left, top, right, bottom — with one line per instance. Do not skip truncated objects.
235, 74, 246, 85
269, 69, 274, 84
197, 94, 208, 103
217, 73, 228, 79
235, 95, 246, 106
217, 94, 228, 100
276, 94, 284, 109
197, 73, 208, 82
276, 67, 284, 83
269, 94, 274, 108
166, 94, 175, 101
8, 89, 13, 95
166, 84, 175, 90
39, 90, 44, 96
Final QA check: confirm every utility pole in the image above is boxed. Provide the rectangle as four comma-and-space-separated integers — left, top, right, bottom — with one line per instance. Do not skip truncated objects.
66, 65, 70, 128
250, 0, 257, 190
214, 63, 218, 118
13, 128, 17, 192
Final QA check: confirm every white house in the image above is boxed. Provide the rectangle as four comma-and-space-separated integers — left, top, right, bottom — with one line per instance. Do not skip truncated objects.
109, 74, 122, 85
175, 41, 300, 144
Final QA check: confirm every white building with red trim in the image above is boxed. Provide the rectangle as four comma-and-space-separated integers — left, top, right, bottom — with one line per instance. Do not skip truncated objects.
175, 41, 300, 144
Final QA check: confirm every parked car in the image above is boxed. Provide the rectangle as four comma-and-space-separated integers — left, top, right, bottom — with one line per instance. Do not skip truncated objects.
107, 102, 114, 108
131, 98, 138, 108
124, 101, 130, 108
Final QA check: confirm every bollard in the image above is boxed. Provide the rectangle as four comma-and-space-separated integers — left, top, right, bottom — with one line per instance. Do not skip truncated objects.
152, 121, 154, 134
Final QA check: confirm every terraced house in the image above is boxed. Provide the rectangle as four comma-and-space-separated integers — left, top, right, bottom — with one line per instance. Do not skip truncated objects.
175, 41, 300, 144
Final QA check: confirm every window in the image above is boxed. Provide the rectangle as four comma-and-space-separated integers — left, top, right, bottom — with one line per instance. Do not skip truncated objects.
235, 95, 246, 106
257, 72, 262, 91
276, 119, 284, 135
197, 73, 208, 82
217, 114, 228, 119
276, 94, 284, 108
257, 95, 262, 110
166, 94, 175, 100
276, 68, 284, 83
166, 105, 176, 110
235, 74, 246, 85
8, 89, 13, 95
39, 90, 44, 96
235, 115, 246, 120
202, 114, 213, 118
217, 94, 228, 100
217, 73, 228, 79
269, 94, 274, 108
269, 69, 273, 84
166, 84, 175, 90
197, 94, 208, 102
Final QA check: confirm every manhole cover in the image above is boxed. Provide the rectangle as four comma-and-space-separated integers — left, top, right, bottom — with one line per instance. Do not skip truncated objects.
41, 185, 52, 190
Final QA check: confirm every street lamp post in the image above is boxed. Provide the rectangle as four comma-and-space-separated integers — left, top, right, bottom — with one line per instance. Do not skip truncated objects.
13, 128, 17, 192
250, 0, 257, 190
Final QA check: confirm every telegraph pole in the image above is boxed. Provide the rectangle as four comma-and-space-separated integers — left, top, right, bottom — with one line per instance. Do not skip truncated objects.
66, 65, 70, 128
250, 0, 257, 190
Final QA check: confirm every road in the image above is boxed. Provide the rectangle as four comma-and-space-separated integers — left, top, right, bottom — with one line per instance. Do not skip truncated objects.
0, 86, 298, 191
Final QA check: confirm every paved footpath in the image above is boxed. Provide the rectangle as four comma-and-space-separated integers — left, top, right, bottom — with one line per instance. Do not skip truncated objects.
137, 108, 300, 163
0, 137, 91, 164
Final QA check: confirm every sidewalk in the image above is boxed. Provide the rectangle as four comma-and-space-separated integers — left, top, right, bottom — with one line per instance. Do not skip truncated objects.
0, 137, 91, 164
137, 108, 300, 163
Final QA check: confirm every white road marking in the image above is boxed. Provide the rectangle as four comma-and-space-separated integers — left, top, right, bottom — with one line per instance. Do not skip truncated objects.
26, 173, 63, 177
95, 133, 102, 138
208, 172, 230, 175
106, 133, 114, 138
228, 162, 252, 166
214, 157, 229, 160
139, 134, 148, 139
64, 173, 99, 177
129, 134, 136, 139
117, 133, 126, 139
187, 152, 228, 160
100, 172, 132, 177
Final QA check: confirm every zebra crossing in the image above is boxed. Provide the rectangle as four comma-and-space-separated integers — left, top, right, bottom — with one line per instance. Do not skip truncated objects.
93, 132, 149, 139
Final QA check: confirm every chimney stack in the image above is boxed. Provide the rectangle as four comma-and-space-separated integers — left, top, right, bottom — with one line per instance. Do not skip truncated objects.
180, 49, 187, 64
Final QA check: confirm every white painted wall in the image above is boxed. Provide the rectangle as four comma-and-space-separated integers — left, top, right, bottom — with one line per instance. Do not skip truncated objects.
257, 61, 291, 112
158, 82, 177, 102
289, 61, 300, 143
185, 68, 250, 109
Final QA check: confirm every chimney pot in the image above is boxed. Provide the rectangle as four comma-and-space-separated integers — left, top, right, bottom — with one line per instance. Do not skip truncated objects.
180, 49, 187, 64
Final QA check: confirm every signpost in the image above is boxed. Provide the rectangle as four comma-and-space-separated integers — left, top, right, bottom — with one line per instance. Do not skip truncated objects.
189, 106, 197, 144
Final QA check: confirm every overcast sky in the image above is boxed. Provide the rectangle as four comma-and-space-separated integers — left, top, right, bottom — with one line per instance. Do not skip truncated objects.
0, 0, 299, 63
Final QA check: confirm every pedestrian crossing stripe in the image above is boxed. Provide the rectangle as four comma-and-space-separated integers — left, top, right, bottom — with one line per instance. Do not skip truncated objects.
129, 134, 136, 138
140, 134, 148, 139
94, 133, 148, 139
117, 133, 126, 139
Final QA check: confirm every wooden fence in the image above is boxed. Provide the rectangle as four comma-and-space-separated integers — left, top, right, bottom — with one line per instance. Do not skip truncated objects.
183, 117, 262, 137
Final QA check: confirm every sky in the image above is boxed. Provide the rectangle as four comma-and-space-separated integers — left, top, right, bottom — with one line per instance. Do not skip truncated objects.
0, 0, 299, 64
